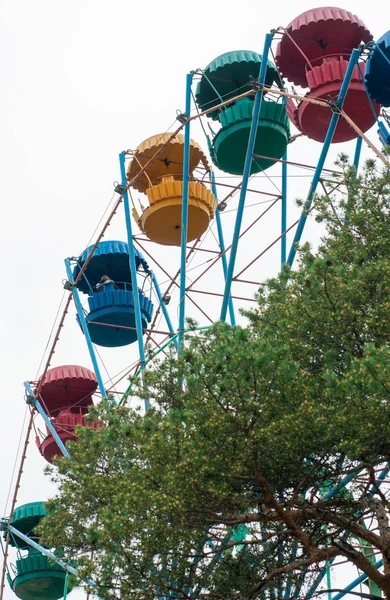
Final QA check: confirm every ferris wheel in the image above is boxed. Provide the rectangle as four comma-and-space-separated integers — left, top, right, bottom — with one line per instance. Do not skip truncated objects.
2, 6, 390, 600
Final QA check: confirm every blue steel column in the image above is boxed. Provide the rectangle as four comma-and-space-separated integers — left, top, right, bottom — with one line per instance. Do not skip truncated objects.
211, 172, 236, 326
63, 573, 69, 600
305, 463, 390, 600
64, 258, 107, 399
287, 48, 361, 266
332, 560, 383, 600
344, 135, 363, 226
24, 381, 70, 459
281, 146, 287, 265
220, 33, 273, 322
178, 73, 193, 352
353, 135, 363, 171
325, 561, 332, 600
191, 532, 232, 599
119, 152, 147, 375
150, 271, 179, 350
283, 544, 297, 599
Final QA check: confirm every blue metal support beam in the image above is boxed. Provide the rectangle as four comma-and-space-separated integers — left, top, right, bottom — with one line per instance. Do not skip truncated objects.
353, 135, 363, 172
292, 569, 308, 598
178, 73, 193, 353
303, 471, 362, 600
211, 172, 236, 326
23, 381, 70, 459
119, 152, 147, 379
283, 543, 297, 598
325, 561, 332, 600
306, 464, 389, 600
73, 259, 94, 295
190, 532, 232, 599
287, 48, 361, 267
63, 573, 69, 600
64, 258, 107, 400
281, 145, 287, 265
345, 136, 363, 226
6, 524, 97, 587
322, 470, 360, 501
220, 32, 274, 321
150, 271, 178, 351
331, 560, 383, 600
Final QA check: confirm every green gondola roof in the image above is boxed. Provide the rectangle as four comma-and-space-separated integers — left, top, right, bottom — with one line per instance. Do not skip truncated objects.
195, 50, 280, 120
7, 502, 46, 549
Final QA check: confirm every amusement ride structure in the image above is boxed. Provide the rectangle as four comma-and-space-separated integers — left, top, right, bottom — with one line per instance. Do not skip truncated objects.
2, 6, 390, 600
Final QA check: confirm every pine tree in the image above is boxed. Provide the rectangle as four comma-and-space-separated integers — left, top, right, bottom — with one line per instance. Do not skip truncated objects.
41, 157, 390, 599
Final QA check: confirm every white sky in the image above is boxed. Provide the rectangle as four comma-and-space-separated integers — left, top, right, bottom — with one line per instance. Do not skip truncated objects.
0, 0, 387, 598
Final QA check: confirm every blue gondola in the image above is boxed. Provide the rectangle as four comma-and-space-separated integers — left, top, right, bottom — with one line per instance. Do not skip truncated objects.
73, 240, 153, 347
365, 31, 390, 107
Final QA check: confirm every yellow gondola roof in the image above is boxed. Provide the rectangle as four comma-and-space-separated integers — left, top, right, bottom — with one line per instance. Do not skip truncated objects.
127, 133, 209, 193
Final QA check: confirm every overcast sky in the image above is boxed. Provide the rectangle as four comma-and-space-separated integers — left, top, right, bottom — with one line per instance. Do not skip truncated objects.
0, 0, 387, 598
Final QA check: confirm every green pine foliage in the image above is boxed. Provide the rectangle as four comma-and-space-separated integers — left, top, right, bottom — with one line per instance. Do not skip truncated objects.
40, 158, 390, 599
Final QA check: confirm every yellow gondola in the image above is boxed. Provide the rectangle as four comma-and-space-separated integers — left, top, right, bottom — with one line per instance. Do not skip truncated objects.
128, 133, 216, 246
